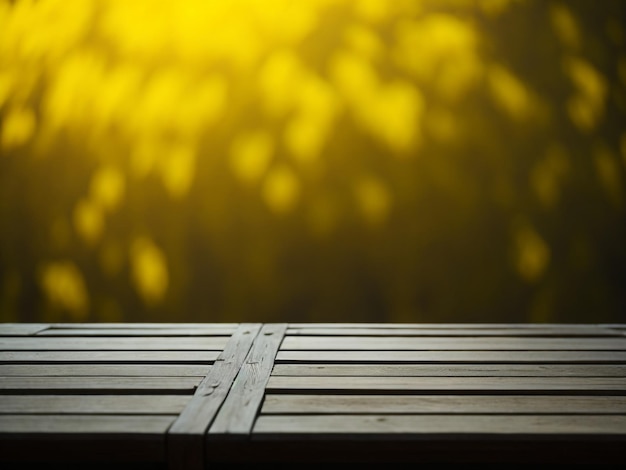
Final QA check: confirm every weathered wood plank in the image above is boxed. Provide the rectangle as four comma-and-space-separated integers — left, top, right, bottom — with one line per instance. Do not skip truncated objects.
0, 414, 175, 433
252, 414, 626, 436
37, 328, 236, 336
286, 327, 620, 337
271, 364, 626, 377
0, 395, 189, 414
0, 376, 201, 393
0, 324, 49, 336
261, 394, 626, 414
265, 376, 626, 394
0, 364, 210, 376
208, 323, 287, 436
288, 323, 613, 329
275, 350, 626, 363
0, 337, 228, 350
50, 323, 238, 328
167, 323, 262, 470
0, 351, 220, 363
280, 336, 626, 350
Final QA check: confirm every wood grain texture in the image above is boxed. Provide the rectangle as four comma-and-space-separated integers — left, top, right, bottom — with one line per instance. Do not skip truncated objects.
280, 336, 626, 350
261, 394, 626, 414
0, 414, 175, 433
0, 395, 190, 414
286, 327, 620, 337
167, 323, 261, 470
0, 351, 220, 363
36, 328, 236, 336
265, 376, 626, 394
252, 414, 626, 436
0, 376, 201, 393
208, 323, 287, 436
275, 350, 626, 363
0, 324, 49, 336
0, 364, 211, 376
0, 337, 228, 350
271, 364, 626, 377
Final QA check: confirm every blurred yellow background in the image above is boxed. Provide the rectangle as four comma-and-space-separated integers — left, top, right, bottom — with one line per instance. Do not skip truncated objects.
1, 0, 625, 323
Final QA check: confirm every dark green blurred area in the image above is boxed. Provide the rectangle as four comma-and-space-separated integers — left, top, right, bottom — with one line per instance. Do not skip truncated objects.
0, 0, 625, 323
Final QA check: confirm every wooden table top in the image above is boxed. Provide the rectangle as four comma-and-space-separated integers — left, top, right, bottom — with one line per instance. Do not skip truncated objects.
1, 322, 625, 468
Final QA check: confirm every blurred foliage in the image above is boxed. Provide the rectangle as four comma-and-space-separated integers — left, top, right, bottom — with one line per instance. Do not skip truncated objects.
1, 0, 625, 323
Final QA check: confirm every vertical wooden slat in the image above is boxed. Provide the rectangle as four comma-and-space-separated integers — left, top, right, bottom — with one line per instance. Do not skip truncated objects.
208, 323, 287, 437
166, 323, 261, 470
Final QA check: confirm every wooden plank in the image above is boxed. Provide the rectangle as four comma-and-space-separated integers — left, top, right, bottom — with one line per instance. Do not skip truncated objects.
275, 350, 626, 363
280, 336, 626, 351
167, 323, 262, 470
272, 363, 626, 376
0, 364, 211, 376
0, 416, 172, 463
50, 323, 238, 328
286, 327, 620, 337
261, 394, 626, 414
265, 376, 626, 394
0, 324, 49, 336
208, 323, 287, 436
0, 395, 189, 414
37, 328, 237, 336
287, 323, 615, 329
271, 364, 626, 377
252, 414, 626, 436
0, 337, 228, 350
0, 376, 201, 393
0, 351, 220, 363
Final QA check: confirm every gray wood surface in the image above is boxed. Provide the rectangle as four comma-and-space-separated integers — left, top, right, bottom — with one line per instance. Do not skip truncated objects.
252, 414, 626, 436
0, 376, 201, 392
286, 327, 620, 337
167, 323, 262, 470
0, 324, 49, 336
280, 336, 626, 350
0, 395, 189, 414
0, 351, 220, 363
275, 350, 626, 363
265, 376, 626, 393
0, 364, 211, 376
0, 337, 229, 350
36, 328, 237, 336
209, 323, 287, 436
271, 364, 626, 377
0, 414, 175, 433
261, 394, 626, 414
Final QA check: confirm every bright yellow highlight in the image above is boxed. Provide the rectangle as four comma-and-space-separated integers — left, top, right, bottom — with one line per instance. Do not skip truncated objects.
230, 131, 274, 184
487, 64, 533, 120
513, 220, 550, 283
564, 57, 607, 132
130, 236, 169, 306
90, 166, 125, 212
262, 165, 300, 214
394, 14, 481, 102
39, 261, 89, 319
159, 143, 196, 198
1, 106, 36, 149
73, 198, 104, 245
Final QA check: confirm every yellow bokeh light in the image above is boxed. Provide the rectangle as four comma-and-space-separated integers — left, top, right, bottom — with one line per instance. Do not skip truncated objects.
130, 236, 169, 306
73, 198, 104, 245
262, 165, 300, 214
1, 106, 36, 149
39, 260, 89, 319
230, 130, 274, 184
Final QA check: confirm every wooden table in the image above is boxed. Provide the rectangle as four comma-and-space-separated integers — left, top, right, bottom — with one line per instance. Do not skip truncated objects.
1, 322, 625, 468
